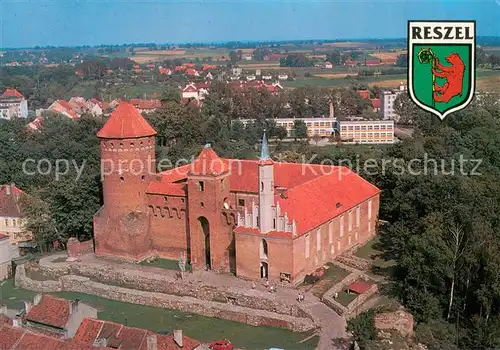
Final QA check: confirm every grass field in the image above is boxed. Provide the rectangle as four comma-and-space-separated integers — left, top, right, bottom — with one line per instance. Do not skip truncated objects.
370, 50, 407, 60
0, 279, 318, 349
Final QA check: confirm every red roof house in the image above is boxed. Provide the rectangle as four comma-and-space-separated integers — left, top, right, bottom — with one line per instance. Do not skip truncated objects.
347, 280, 372, 294
357, 90, 370, 99
1, 88, 24, 99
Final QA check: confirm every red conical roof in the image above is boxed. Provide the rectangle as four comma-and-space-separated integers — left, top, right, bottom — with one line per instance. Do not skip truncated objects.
189, 145, 229, 176
97, 103, 157, 139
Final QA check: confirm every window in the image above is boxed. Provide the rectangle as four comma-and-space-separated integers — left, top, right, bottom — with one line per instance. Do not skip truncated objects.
261, 239, 268, 258
164, 196, 168, 203
4, 219, 8, 227
340, 215, 344, 237
221, 179, 225, 190
356, 206, 360, 228
238, 199, 245, 207
368, 199, 372, 219
305, 234, 310, 258
198, 181, 204, 192
328, 221, 333, 244
141, 175, 145, 181
120, 176, 124, 183
316, 229, 321, 251
261, 181, 264, 192
273, 218, 276, 229
200, 202, 204, 207
348, 211, 352, 232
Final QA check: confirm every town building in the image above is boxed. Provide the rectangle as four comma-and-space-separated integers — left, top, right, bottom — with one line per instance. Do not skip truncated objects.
0, 234, 11, 280
48, 100, 79, 119
239, 117, 336, 138
182, 82, 211, 101
25, 294, 97, 338
93, 103, 380, 283
74, 318, 201, 349
0, 89, 28, 119
129, 99, 162, 114
338, 120, 395, 144
380, 83, 407, 120
0, 184, 31, 245
324, 61, 333, 69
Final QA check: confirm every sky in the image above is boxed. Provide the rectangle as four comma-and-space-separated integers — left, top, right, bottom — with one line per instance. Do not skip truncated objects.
1, 0, 499, 48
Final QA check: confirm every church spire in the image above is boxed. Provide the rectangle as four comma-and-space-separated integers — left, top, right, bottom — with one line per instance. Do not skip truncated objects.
260, 130, 270, 160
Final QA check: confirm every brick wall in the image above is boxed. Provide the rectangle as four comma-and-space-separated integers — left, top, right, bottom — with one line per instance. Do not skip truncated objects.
67, 238, 94, 259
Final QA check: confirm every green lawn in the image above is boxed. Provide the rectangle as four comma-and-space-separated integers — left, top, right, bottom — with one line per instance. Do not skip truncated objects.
354, 236, 396, 278
0, 279, 317, 349
139, 258, 186, 271
336, 291, 357, 307
282, 74, 408, 88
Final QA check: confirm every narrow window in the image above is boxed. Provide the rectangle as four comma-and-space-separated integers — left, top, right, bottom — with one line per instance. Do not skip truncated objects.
261, 181, 264, 192
198, 181, 204, 192
328, 221, 333, 244
273, 218, 276, 229
316, 229, 321, 251
368, 199, 372, 219
120, 176, 124, 183
348, 211, 352, 232
340, 215, 344, 237
200, 202, 204, 207
238, 199, 245, 207
305, 234, 310, 258
356, 206, 360, 228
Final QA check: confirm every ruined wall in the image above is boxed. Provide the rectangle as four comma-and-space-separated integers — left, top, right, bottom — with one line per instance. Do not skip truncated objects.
374, 310, 414, 337
15, 265, 315, 333
22, 260, 308, 319
67, 238, 94, 259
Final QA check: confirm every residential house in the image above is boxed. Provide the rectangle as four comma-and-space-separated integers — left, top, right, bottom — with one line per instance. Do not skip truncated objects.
242, 53, 253, 61
48, 100, 78, 119
73, 318, 202, 350
364, 59, 381, 67
0, 89, 28, 119
26, 116, 45, 132
129, 99, 162, 114
246, 75, 256, 81
278, 73, 288, 80
262, 74, 273, 80
232, 67, 242, 76
206, 71, 214, 80
371, 99, 381, 112
158, 66, 172, 75
324, 61, 333, 69
0, 234, 11, 280
0, 184, 31, 244
263, 53, 283, 61
181, 82, 211, 101
25, 294, 97, 338
357, 90, 370, 100
344, 59, 359, 67
202, 64, 217, 71
186, 69, 200, 77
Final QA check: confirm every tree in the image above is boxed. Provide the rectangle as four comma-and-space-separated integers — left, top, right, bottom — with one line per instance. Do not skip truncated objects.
275, 125, 288, 141
346, 310, 377, 349
229, 51, 238, 65
293, 120, 308, 140
396, 53, 408, 67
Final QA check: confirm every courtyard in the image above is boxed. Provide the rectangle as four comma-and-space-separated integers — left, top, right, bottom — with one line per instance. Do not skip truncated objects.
0, 279, 318, 349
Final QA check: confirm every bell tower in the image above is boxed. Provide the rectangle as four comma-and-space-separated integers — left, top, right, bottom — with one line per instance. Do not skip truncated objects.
258, 131, 275, 233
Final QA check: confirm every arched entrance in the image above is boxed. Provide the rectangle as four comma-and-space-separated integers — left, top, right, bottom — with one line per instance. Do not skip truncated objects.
260, 261, 268, 279
198, 217, 210, 269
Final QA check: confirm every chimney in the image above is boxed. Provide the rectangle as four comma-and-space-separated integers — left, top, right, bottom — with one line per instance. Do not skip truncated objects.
33, 294, 42, 305
24, 301, 32, 314
173, 329, 183, 348
5, 185, 11, 196
147, 335, 158, 350
13, 316, 21, 328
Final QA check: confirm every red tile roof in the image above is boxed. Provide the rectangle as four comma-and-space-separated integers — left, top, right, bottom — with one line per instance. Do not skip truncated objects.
365, 59, 381, 66
97, 103, 157, 139
0, 324, 24, 349
51, 100, 78, 119
348, 280, 372, 294
277, 168, 379, 234
189, 147, 229, 176
26, 295, 70, 328
15, 331, 66, 349
358, 90, 369, 99
74, 318, 200, 350
147, 181, 186, 196
1, 88, 24, 99
0, 184, 24, 217
157, 154, 380, 235
371, 98, 381, 109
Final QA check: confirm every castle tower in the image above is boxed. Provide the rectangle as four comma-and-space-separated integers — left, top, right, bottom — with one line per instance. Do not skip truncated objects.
186, 145, 232, 271
258, 132, 274, 233
93, 103, 157, 261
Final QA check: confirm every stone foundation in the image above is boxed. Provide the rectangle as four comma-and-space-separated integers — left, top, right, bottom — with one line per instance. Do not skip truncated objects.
67, 238, 94, 260
16, 264, 315, 332
375, 310, 414, 337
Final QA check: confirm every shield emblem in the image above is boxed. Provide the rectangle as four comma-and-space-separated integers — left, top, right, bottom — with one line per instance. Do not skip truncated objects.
408, 21, 476, 120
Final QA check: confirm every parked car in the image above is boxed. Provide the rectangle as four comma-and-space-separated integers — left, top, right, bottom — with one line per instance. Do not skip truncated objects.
209, 339, 234, 350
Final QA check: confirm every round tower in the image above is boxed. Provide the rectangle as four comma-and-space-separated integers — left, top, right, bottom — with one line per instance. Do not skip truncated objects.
97, 103, 157, 217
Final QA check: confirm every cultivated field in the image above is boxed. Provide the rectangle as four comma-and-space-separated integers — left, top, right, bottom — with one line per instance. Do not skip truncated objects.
314, 73, 353, 79
371, 50, 407, 60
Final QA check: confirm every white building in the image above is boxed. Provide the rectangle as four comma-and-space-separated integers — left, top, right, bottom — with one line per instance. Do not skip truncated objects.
0, 184, 32, 244
0, 234, 11, 281
239, 117, 336, 137
181, 82, 211, 101
0, 89, 28, 119
380, 83, 407, 121
278, 73, 289, 80
338, 120, 395, 144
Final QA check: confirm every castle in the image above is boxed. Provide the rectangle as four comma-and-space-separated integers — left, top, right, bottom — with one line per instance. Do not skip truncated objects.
93, 103, 381, 283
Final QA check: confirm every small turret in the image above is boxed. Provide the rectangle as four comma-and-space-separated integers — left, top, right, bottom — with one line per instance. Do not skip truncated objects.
258, 131, 274, 233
